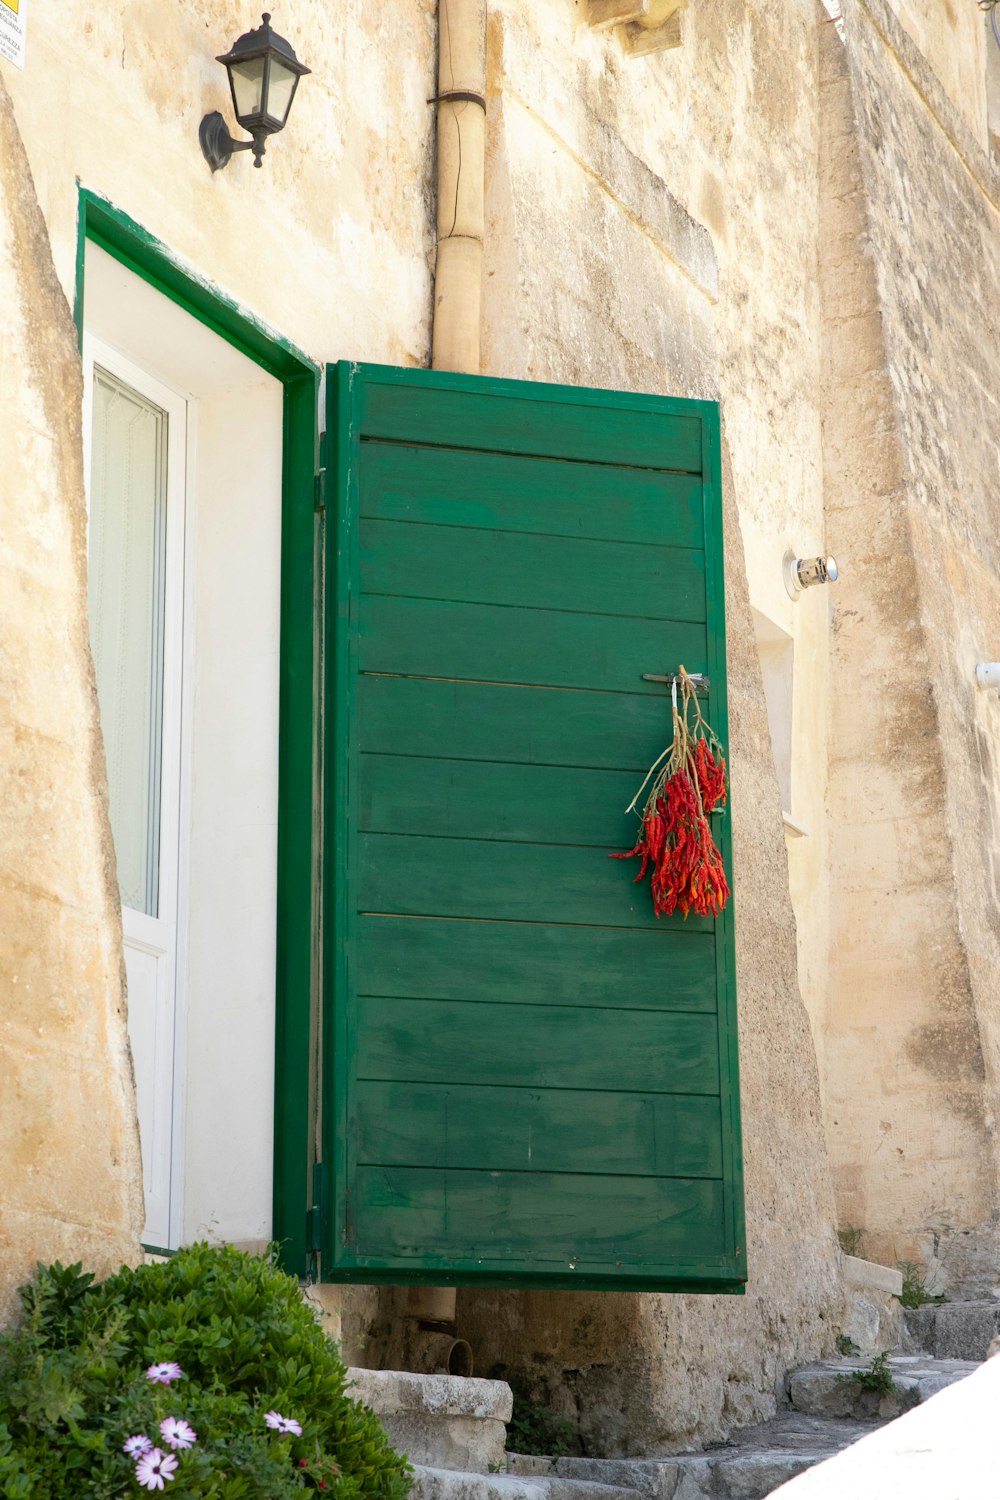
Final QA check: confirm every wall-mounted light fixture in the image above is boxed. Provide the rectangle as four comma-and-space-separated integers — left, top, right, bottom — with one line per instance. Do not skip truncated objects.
783, 550, 839, 600
199, 13, 310, 173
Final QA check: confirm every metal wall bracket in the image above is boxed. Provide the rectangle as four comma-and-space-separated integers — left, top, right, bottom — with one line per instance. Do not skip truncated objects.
643, 672, 710, 692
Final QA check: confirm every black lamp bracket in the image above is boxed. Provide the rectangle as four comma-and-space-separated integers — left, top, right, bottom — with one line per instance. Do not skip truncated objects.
199, 110, 266, 171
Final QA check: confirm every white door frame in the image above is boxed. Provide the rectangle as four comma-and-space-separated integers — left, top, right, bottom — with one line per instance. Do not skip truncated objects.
82, 334, 190, 1249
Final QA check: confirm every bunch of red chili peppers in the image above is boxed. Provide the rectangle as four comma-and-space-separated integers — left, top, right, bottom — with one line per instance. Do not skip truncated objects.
611, 666, 730, 919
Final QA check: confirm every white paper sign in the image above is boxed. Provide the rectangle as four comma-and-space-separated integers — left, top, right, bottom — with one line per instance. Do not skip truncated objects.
0, 0, 27, 70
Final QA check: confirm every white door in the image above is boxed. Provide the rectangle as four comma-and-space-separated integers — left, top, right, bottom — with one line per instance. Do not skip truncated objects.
84, 337, 187, 1249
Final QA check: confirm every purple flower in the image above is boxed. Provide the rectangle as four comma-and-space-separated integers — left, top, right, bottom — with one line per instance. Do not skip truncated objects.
264, 1409, 303, 1436
135, 1448, 179, 1490
123, 1434, 153, 1458
160, 1417, 197, 1451
146, 1361, 183, 1385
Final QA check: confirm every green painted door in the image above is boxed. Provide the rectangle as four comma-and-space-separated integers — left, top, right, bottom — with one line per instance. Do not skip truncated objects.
323, 362, 744, 1292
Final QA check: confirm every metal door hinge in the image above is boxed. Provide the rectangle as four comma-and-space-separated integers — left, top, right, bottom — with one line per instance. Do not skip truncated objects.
306, 1161, 326, 1254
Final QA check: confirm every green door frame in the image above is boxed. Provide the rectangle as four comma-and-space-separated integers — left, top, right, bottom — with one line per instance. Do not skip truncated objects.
75, 188, 319, 1275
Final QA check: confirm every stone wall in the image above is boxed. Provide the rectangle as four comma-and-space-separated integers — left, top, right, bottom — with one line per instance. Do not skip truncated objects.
44, 0, 1000, 1458
0, 0, 850, 1450
0, 77, 143, 1320
821, 0, 1000, 1296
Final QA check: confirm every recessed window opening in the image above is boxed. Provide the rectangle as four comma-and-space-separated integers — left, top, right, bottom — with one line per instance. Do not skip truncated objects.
752, 608, 795, 820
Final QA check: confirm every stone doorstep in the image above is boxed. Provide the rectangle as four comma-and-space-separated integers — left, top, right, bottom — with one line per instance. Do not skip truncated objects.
411, 1467, 641, 1500
349, 1368, 513, 1473
508, 1415, 880, 1500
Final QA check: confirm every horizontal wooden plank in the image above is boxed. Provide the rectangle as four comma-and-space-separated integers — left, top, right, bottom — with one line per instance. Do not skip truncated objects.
360, 444, 705, 549
359, 520, 706, 623
359, 755, 660, 848
357, 832, 716, 931
359, 597, 707, 696
358, 676, 695, 772
349, 1165, 727, 1262
358, 384, 705, 473
356, 1081, 724, 1178
355, 996, 720, 1095
356, 915, 718, 1012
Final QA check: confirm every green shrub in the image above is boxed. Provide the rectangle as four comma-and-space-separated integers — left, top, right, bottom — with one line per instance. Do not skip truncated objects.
0, 1245, 412, 1500
837, 1227, 865, 1258
835, 1351, 896, 1398
896, 1260, 946, 1309
502, 1380, 575, 1459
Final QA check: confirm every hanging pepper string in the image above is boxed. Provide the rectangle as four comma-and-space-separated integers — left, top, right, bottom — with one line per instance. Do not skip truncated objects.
610, 665, 730, 919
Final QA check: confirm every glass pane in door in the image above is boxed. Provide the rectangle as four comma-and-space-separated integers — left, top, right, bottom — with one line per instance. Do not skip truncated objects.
88, 366, 168, 917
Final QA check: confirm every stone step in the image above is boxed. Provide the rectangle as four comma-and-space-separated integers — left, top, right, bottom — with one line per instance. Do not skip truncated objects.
787, 1354, 978, 1420
411, 1466, 640, 1500
901, 1299, 1000, 1361
507, 1414, 881, 1499
349, 1368, 512, 1472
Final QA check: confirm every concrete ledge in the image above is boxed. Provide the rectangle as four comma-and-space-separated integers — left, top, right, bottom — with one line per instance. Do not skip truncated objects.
349, 1369, 513, 1423
841, 1255, 903, 1297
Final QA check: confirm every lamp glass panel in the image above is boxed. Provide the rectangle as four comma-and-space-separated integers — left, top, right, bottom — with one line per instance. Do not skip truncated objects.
230, 55, 266, 121
266, 58, 298, 125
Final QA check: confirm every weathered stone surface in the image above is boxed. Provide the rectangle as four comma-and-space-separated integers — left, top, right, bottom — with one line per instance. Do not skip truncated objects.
769, 1346, 1000, 1497
788, 1356, 977, 1421
839, 1256, 903, 1354
349, 1369, 512, 1472
841, 1258, 903, 1299
898, 1306, 937, 1356
509, 1412, 885, 1498
0, 72, 142, 1322
350, 1369, 513, 1423
411, 1468, 639, 1500
902, 1301, 1000, 1362
820, 0, 1000, 1304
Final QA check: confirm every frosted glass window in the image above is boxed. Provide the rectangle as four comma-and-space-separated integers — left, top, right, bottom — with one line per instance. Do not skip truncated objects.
88, 367, 168, 917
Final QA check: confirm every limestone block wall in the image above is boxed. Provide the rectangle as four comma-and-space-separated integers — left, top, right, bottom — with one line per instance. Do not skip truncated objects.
481, 0, 838, 1062
0, 78, 143, 1320
448, 0, 845, 1454
822, 0, 1000, 1294
2, 0, 437, 372
884, 0, 989, 143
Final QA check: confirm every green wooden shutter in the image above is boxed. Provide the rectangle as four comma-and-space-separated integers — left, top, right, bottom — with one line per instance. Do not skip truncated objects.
323, 362, 745, 1293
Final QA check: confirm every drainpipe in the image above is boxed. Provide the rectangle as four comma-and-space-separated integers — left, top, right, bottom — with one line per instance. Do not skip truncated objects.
399, 0, 487, 1375
431, 0, 487, 374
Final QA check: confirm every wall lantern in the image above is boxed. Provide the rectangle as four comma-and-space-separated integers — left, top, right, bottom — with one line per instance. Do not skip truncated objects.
199, 13, 310, 173
783, 550, 839, 600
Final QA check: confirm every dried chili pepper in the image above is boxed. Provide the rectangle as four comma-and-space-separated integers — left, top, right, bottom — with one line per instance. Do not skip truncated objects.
610, 665, 730, 919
